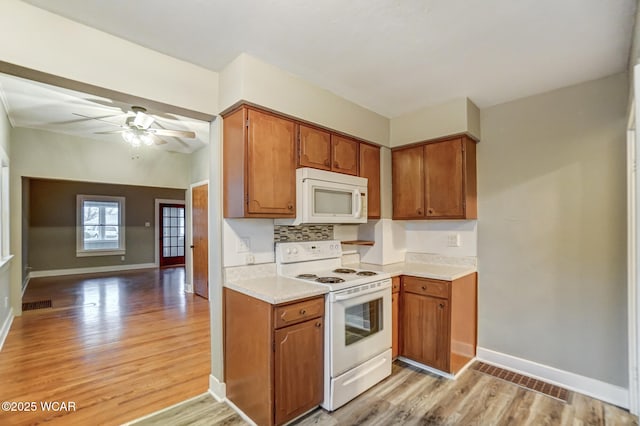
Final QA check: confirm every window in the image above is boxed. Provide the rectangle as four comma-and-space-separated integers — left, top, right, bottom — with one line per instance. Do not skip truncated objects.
77, 195, 125, 256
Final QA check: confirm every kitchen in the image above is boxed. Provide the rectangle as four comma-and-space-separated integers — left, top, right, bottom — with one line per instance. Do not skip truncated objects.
0, 1, 636, 425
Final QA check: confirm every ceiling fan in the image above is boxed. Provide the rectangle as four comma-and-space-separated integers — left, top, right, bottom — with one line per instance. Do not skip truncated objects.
73, 106, 196, 147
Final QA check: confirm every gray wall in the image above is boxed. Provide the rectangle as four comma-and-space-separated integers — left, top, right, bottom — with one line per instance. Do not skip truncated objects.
28, 179, 185, 271
478, 72, 628, 386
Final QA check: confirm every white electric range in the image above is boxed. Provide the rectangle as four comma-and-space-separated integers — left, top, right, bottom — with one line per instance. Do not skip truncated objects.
276, 240, 392, 411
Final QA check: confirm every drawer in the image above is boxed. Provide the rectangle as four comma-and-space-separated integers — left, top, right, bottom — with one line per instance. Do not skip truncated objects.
402, 276, 449, 299
274, 297, 324, 329
391, 276, 401, 293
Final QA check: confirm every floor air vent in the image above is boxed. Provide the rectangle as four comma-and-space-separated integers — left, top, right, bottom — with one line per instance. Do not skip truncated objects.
22, 300, 52, 311
473, 361, 570, 403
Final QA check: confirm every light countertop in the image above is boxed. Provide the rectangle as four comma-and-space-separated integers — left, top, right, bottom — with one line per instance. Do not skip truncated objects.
224, 275, 329, 305
347, 261, 476, 281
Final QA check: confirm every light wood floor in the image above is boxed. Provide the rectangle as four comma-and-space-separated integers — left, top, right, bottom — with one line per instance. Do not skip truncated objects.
134, 361, 637, 426
0, 267, 210, 426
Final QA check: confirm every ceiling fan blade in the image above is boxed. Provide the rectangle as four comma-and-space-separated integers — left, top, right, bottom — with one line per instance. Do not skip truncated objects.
72, 113, 126, 128
147, 128, 196, 138
133, 111, 154, 129
94, 130, 125, 135
151, 134, 168, 145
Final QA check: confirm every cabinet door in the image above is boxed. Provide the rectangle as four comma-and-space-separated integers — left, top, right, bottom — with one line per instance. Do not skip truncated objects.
299, 125, 331, 170
359, 143, 381, 219
392, 145, 425, 219
331, 135, 359, 175
424, 139, 464, 218
247, 109, 296, 216
274, 319, 324, 425
392, 292, 399, 359
402, 292, 449, 372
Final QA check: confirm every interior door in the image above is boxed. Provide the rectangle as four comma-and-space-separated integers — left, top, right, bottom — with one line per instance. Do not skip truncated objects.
159, 203, 185, 267
192, 183, 209, 299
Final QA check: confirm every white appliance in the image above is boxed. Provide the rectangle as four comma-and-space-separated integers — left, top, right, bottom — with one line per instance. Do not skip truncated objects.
275, 168, 368, 226
276, 240, 392, 411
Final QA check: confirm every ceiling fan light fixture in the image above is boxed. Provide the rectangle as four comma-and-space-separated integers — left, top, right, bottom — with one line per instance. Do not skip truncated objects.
140, 133, 154, 146
122, 130, 135, 144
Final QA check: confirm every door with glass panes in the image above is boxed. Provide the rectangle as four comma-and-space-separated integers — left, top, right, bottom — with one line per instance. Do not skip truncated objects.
159, 203, 185, 267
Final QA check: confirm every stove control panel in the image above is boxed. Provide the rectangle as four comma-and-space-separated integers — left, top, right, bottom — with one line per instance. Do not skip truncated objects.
276, 240, 342, 264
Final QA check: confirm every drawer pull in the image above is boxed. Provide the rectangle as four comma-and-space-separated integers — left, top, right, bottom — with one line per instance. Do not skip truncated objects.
315, 321, 322, 328
300, 309, 307, 315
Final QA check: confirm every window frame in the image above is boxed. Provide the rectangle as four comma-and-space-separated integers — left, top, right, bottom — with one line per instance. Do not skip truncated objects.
76, 194, 126, 257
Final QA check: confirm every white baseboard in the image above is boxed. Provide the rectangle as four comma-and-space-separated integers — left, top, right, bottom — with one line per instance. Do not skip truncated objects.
209, 374, 226, 402
28, 263, 157, 279
0, 307, 14, 351
477, 347, 629, 409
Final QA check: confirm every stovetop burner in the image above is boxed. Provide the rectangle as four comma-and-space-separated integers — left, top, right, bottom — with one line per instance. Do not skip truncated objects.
356, 271, 378, 276
296, 273, 318, 279
316, 276, 346, 284
333, 268, 356, 274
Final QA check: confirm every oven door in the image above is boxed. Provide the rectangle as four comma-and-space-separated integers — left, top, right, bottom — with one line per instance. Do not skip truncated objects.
329, 280, 392, 377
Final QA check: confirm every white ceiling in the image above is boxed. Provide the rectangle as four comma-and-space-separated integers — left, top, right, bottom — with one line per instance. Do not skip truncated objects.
22, 0, 637, 118
0, 74, 209, 154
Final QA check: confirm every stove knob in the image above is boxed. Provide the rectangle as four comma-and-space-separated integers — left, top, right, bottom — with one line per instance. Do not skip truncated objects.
286, 248, 291, 255
292, 248, 298, 254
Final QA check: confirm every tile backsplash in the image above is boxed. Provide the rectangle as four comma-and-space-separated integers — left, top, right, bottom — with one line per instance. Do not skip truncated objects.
274, 225, 334, 242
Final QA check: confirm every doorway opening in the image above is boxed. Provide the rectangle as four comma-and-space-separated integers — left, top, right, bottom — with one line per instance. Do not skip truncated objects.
159, 203, 186, 267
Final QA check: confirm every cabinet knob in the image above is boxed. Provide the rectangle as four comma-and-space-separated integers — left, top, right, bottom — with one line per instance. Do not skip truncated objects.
427, 208, 434, 215
287, 203, 293, 210
324, 159, 330, 166
421, 285, 426, 290
315, 321, 322, 328
300, 309, 307, 315
439, 303, 445, 308
417, 208, 422, 215
334, 161, 340, 169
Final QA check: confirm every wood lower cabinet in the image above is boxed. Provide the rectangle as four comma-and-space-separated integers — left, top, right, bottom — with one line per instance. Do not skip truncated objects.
359, 143, 381, 219
391, 276, 400, 359
392, 135, 477, 220
224, 289, 324, 426
401, 274, 477, 374
223, 106, 296, 218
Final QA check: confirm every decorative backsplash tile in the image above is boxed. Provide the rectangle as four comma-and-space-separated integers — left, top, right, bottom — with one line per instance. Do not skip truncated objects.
274, 225, 334, 242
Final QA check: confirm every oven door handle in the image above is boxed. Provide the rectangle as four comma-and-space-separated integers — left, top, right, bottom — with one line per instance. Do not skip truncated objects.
332, 285, 389, 302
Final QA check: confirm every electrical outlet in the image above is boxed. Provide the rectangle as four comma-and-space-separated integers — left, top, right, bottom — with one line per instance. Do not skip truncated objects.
447, 233, 461, 247
121, 256, 125, 261
237, 237, 251, 253
245, 254, 255, 264
4, 296, 8, 308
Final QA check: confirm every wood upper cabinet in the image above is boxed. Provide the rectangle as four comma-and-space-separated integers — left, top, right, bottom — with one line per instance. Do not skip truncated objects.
392, 145, 425, 219
274, 318, 323, 425
224, 289, 324, 426
223, 106, 296, 218
392, 135, 477, 220
359, 143, 381, 219
331, 135, 359, 175
400, 274, 477, 374
298, 124, 331, 171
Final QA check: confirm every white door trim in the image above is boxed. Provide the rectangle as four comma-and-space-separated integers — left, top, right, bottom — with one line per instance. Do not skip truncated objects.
154, 198, 186, 268
628, 64, 640, 416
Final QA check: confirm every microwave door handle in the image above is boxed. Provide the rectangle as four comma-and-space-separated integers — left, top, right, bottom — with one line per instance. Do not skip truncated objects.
354, 190, 362, 218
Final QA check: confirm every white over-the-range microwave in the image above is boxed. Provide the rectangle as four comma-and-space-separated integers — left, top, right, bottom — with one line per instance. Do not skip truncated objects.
275, 168, 368, 226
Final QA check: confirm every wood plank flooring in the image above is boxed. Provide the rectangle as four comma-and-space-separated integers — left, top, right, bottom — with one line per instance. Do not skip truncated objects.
134, 361, 637, 425
0, 267, 210, 426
